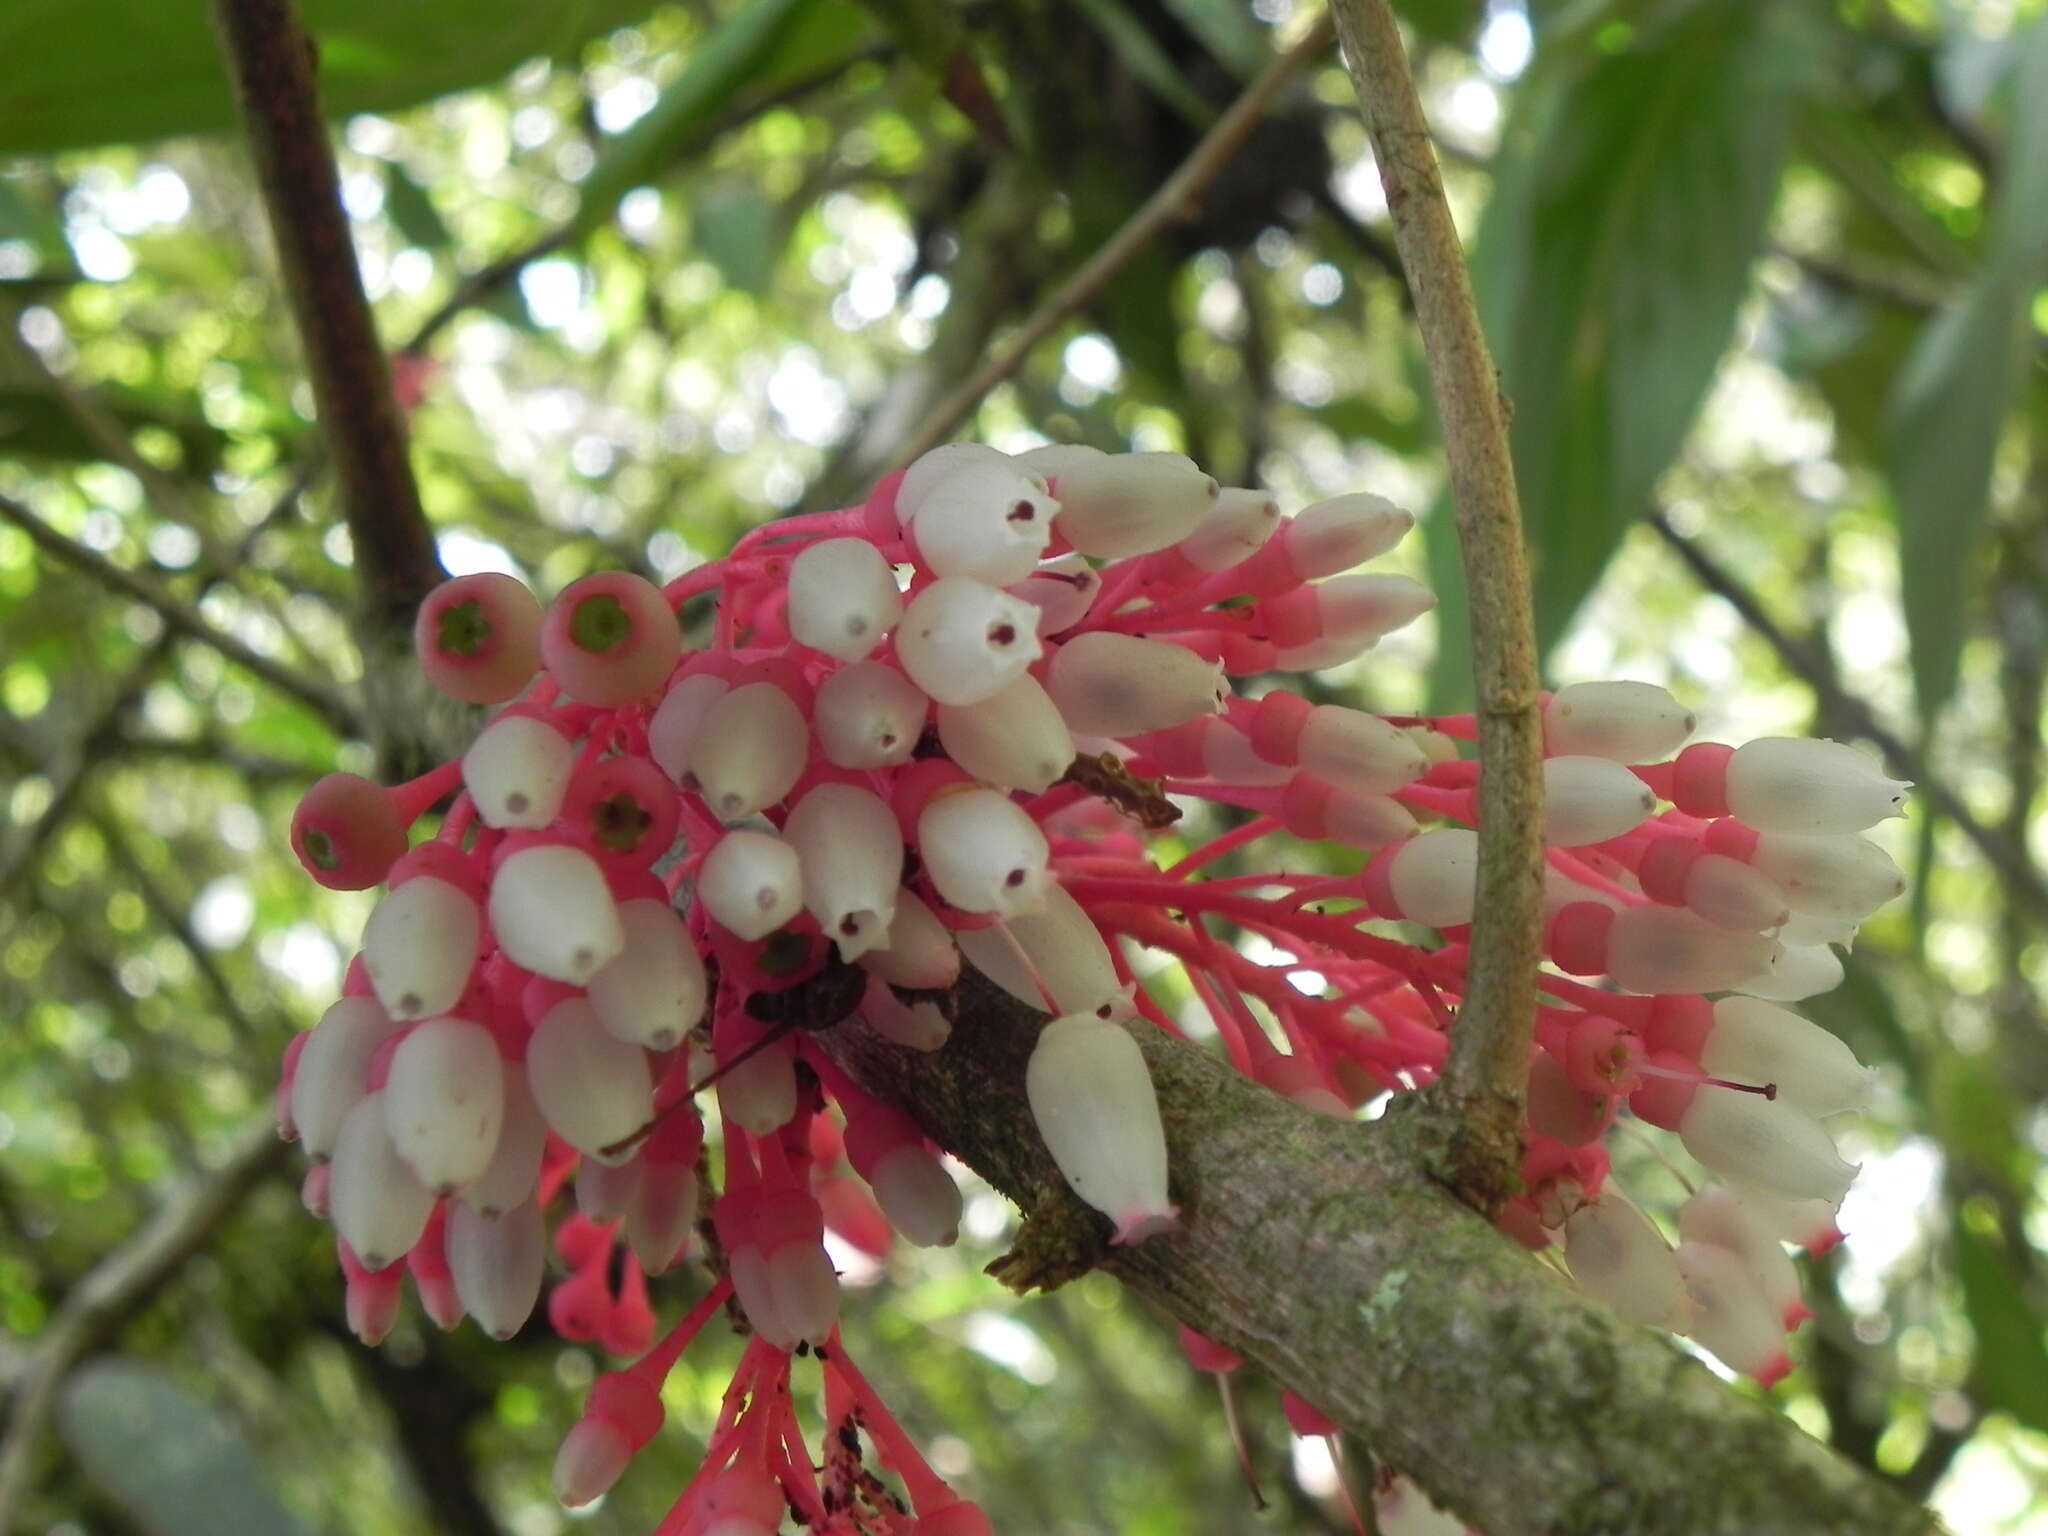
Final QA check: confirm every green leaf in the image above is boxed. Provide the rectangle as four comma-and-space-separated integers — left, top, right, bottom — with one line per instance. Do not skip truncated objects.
1952, 1205, 2048, 1437
691, 186, 783, 294
59, 1359, 314, 1536
1883, 16, 2048, 722
0, 0, 665, 155
381, 161, 452, 251
1472, 0, 1811, 659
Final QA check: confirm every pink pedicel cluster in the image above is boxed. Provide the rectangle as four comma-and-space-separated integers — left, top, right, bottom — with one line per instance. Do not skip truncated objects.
278, 441, 1908, 1530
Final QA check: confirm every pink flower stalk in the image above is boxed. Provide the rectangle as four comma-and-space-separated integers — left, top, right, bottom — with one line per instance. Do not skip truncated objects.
280, 442, 1907, 1528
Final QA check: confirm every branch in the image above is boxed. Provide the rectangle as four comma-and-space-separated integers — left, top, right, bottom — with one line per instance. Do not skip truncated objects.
820, 982, 1941, 1536
0, 1118, 287, 1528
210, 0, 445, 627
1645, 508, 2048, 927
1331, 0, 1543, 1207
887, 14, 1338, 472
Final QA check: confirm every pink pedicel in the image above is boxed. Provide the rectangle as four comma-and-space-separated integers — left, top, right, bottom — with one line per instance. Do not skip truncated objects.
280, 444, 1905, 1530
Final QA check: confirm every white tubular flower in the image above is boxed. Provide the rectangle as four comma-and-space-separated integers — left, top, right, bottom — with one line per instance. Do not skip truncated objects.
383, 1016, 505, 1194
869, 1144, 962, 1247
1200, 720, 1292, 785
647, 672, 731, 783
909, 461, 1058, 584
1732, 1188, 1843, 1252
1026, 1012, 1176, 1243
587, 899, 707, 1051
576, 1152, 643, 1223
896, 443, 1014, 524
627, 1161, 698, 1275
861, 974, 953, 1051
858, 889, 961, 989
1175, 487, 1281, 572
1735, 941, 1844, 1002
766, 1239, 840, 1350
1562, 1197, 1687, 1328
691, 681, 810, 820
813, 660, 927, 769
291, 997, 406, 1161
463, 715, 575, 829
1046, 631, 1227, 737
1051, 451, 1218, 558
446, 1198, 546, 1340
1321, 787, 1420, 850
1012, 442, 1107, 480
362, 876, 478, 1021
1681, 855, 1792, 933
1725, 738, 1911, 834
526, 998, 653, 1162
698, 829, 803, 940
1604, 906, 1781, 995
554, 1419, 634, 1511
1674, 1241, 1790, 1384
1298, 573, 1438, 645
328, 1093, 435, 1270
937, 674, 1075, 793
1679, 1086, 1858, 1205
784, 783, 903, 961
490, 843, 623, 985
1543, 681, 1697, 762
461, 1067, 547, 1217
1279, 493, 1414, 578
957, 883, 1129, 1019
1748, 833, 1905, 921
1542, 755, 1658, 846
918, 787, 1052, 917
1701, 997, 1874, 1117
1387, 828, 1478, 928
1009, 551, 1101, 635
1779, 910, 1861, 948
1677, 1187, 1803, 1327
1299, 705, 1430, 794
896, 578, 1044, 706
788, 536, 903, 661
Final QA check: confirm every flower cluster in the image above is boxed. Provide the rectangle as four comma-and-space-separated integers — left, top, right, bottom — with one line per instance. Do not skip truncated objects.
277, 440, 1906, 1528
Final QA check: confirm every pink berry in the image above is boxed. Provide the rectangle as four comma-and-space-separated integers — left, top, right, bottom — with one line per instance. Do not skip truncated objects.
541, 572, 681, 706
291, 773, 407, 890
414, 573, 544, 704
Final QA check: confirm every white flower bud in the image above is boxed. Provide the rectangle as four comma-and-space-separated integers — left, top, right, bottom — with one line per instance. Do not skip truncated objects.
861, 975, 953, 1051
384, 1016, 505, 1193
698, 829, 803, 940
1725, 738, 1910, 835
1198, 721, 1292, 785
576, 1152, 643, 1223
446, 1198, 546, 1340
1299, 706, 1429, 794
1542, 755, 1657, 845
1779, 911, 1861, 949
329, 1092, 435, 1270
718, 1036, 798, 1135
691, 681, 810, 820
1387, 828, 1477, 928
1324, 788, 1420, 849
1675, 1240, 1789, 1382
1175, 487, 1281, 572
1280, 493, 1414, 577
1012, 442, 1106, 480
766, 1240, 840, 1349
1682, 854, 1791, 932
1702, 997, 1873, 1117
897, 443, 1014, 523
526, 998, 653, 1162
587, 899, 706, 1050
1562, 1197, 1687, 1328
1748, 833, 1904, 920
1047, 632, 1226, 737
909, 462, 1058, 584
958, 884, 1130, 1019
1300, 573, 1437, 644
1051, 452, 1218, 558
1679, 1087, 1858, 1205
490, 844, 623, 985
1544, 681, 1696, 762
1731, 1188, 1842, 1252
627, 1161, 698, 1275
1009, 551, 1100, 635
461, 1067, 547, 1217
1735, 941, 1844, 1002
363, 877, 479, 1021
896, 578, 1044, 706
554, 1418, 633, 1510
291, 997, 406, 1161
1605, 906, 1781, 995
463, 715, 575, 829
1026, 1012, 1175, 1243
648, 673, 731, 783
918, 788, 1051, 917
937, 674, 1075, 792
784, 784, 902, 961
1678, 1186, 1802, 1325
858, 889, 961, 989
788, 537, 904, 661
870, 1144, 962, 1247
813, 660, 927, 769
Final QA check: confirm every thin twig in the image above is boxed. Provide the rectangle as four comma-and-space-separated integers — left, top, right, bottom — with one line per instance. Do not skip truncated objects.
1647, 508, 2048, 927
0, 1118, 287, 1527
0, 489, 358, 731
1332, 0, 1544, 1209
887, 13, 1339, 471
